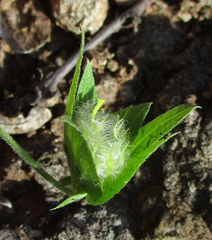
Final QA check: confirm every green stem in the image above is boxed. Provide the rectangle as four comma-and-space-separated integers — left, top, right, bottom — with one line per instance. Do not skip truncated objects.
92, 98, 105, 119
0, 127, 72, 196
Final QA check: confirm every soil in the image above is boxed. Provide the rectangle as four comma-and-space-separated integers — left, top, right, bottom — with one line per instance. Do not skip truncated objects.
0, 0, 212, 239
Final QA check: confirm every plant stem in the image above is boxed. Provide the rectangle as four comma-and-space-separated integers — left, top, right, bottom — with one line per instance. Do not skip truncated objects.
92, 98, 105, 119
0, 127, 73, 196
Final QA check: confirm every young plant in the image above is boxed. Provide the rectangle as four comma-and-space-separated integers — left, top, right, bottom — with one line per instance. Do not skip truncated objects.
0, 30, 199, 210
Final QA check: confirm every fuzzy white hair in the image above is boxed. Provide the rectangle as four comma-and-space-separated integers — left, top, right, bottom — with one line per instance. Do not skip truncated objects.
73, 102, 130, 181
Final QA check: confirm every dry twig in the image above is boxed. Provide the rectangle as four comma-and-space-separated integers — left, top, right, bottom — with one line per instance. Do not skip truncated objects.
14, 0, 149, 108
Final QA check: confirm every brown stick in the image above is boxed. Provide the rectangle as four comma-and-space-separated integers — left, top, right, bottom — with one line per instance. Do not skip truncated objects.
15, 0, 149, 107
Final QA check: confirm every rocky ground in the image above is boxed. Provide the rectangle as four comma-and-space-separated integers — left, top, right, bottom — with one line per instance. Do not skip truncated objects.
0, 0, 212, 239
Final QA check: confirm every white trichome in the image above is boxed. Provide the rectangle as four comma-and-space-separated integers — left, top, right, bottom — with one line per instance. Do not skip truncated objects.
73, 101, 130, 180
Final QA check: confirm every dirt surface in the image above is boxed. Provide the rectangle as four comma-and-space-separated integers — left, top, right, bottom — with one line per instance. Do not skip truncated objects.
0, 0, 212, 239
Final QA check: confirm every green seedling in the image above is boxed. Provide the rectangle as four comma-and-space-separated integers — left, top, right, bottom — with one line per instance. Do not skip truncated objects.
0, 30, 199, 210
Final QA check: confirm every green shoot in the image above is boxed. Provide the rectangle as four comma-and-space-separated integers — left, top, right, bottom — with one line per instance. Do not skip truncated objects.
0, 30, 200, 209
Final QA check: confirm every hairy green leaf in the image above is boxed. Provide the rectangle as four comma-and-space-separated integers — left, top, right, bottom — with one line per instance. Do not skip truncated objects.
51, 193, 87, 210
65, 29, 85, 117
117, 103, 152, 140
132, 105, 199, 150
75, 59, 97, 105
62, 115, 103, 200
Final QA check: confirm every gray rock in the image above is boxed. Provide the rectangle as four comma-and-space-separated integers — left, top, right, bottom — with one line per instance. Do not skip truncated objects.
49, 0, 109, 35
